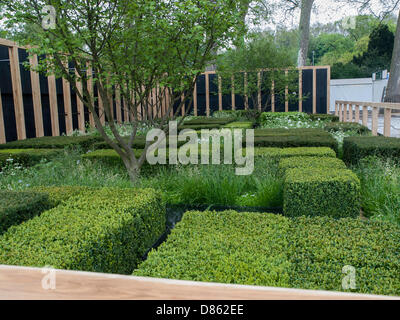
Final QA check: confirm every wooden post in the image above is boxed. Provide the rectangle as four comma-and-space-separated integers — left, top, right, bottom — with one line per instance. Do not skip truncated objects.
384, 108, 392, 137
344, 104, 349, 122
312, 67, 317, 114
193, 82, 198, 116
355, 105, 360, 123
47, 74, 59, 136
339, 103, 343, 122
218, 76, 223, 111
231, 75, 235, 110
362, 106, 368, 127
98, 87, 105, 125
244, 72, 249, 110
285, 70, 289, 113
75, 70, 85, 132
115, 86, 122, 123
86, 64, 95, 127
205, 73, 210, 117
327, 66, 331, 114
271, 80, 275, 112
181, 91, 185, 117
298, 69, 303, 113
29, 54, 44, 137
372, 106, 378, 136
9, 46, 26, 140
348, 104, 353, 122
62, 61, 73, 135
0, 89, 5, 143
335, 102, 338, 116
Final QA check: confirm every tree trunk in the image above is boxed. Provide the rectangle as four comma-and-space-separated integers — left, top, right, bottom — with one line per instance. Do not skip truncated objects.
386, 9, 400, 103
297, 0, 314, 67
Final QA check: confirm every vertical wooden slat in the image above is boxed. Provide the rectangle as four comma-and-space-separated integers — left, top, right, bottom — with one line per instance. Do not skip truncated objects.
218, 76, 223, 111
348, 104, 353, 122
98, 87, 105, 125
115, 85, 122, 123
62, 61, 73, 135
75, 69, 85, 132
193, 82, 198, 116
205, 73, 210, 117
257, 72, 262, 111
231, 75, 235, 110
244, 72, 249, 110
0, 89, 6, 143
124, 91, 129, 122
335, 103, 338, 116
47, 74, 59, 136
362, 106, 368, 126
9, 46, 26, 140
29, 54, 44, 137
384, 108, 391, 137
372, 106, 378, 136
355, 105, 360, 123
285, 70, 289, 113
181, 91, 185, 117
271, 80, 275, 112
312, 67, 317, 114
327, 66, 331, 114
344, 104, 348, 122
86, 64, 95, 127
339, 103, 343, 122
298, 69, 303, 112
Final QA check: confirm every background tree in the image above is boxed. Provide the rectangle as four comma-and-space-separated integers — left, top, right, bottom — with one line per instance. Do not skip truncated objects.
386, 8, 400, 102
3, 0, 244, 180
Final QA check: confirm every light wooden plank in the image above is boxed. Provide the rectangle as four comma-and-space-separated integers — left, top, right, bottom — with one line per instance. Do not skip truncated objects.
355, 105, 360, 123
115, 86, 122, 124
362, 106, 368, 126
47, 74, 59, 136
271, 80, 275, 112
372, 106, 378, 136
336, 100, 400, 111
231, 75, 235, 110
285, 70, 289, 113
98, 87, 105, 125
62, 61, 73, 135
257, 72, 262, 111
218, 76, 223, 111
86, 64, 95, 127
335, 103, 338, 116
339, 103, 343, 122
9, 46, 26, 140
193, 82, 198, 116
312, 67, 317, 114
384, 108, 392, 137
0, 89, 6, 143
348, 104, 353, 122
75, 69, 85, 132
181, 91, 185, 117
205, 73, 210, 117
29, 54, 44, 137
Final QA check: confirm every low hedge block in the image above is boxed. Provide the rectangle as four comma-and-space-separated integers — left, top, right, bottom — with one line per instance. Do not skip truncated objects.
309, 114, 339, 122
0, 136, 102, 150
30, 186, 93, 206
213, 110, 260, 121
135, 210, 400, 296
0, 188, 165, 274
0, 149, 61, 168
252, 147, 336, 158
254, 128, 332, 137
223, 121, 254, 129
0, 191, 52, 234
324, 122, 370, 134
83, 149, 144, 166
343, 136, 400, 165
283, 168, 361, 218
279, 156, 347, 173
183, 117, 235, 125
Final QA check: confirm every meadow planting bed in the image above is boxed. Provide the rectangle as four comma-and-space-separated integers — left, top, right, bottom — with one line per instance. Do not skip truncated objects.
0, 111, 399, 296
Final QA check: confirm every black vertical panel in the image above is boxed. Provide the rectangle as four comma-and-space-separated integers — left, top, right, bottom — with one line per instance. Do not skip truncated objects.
120, 97, 124, 123
38, 56, 52, 137
56, 78, 66, 135
220, 75, 231, 110
68, 62, 78, 130
316, 69, 327, 114
18, 48, 36, 138
289, 70, 300, 112
0, 46, 17, 142
302, 69, 313, 114
196, 75, 206, 116
209, 74, 218, 115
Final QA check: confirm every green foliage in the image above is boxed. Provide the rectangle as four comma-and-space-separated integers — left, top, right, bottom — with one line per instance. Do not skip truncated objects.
83, 149, 143, 166
0, 191, 52, 234
352, 157, 400, 225
343, 136, 400, 165
223, 121, 254, 129
324, 122, 370, 134
260, 112, 334, 129
135, 210, 292, 287
309, 114, 339, 122
183, 117, 235, 125
283, 168, 361, 218
0, 149, 61, 168
213, 110, 261, 122
30, 186, 93, 206
0, 188, 165, 274
135, 210, 400, 296
279, 156, 347, 174
0, 136, 102, 150
252, 147, 336, 159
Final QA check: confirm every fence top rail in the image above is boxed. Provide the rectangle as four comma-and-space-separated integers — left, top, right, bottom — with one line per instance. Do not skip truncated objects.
336, 100, 400, 111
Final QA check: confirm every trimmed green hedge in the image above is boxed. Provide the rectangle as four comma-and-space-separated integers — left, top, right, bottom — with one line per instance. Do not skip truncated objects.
0, 136, 102, 150
252, 147, 336, 158
223, 121, 254, 129
213, 110, 261, 121
279, 156, 347, 173
0, 188, 165, 274
0, 149, 61, 168
324, 122, 370, 134
183, 117, 235, 125
30, 186, 93, 206
309, 114, 339, 122
0, 191, 52, 235
343, 136, 400, 165
254, 128, 331, 137
283, 168, 361, 218
135, 210, 400, 296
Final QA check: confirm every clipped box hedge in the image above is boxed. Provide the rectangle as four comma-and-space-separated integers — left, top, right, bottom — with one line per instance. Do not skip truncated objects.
223, 121, 254, 129
0, 136, 102, 150
252, 147, 336, 159
0, 188, 165, 274
309, 113, 339, 122
0, 191, 52, 235
283, 168, 361, 218
343, 136, 400, 165
279, 156, 347, 173
324, 122, 370, 134
0, 149, 61, 168
135, 210, 400, 296
30, 186, 93, 206
183, 117, 235, 125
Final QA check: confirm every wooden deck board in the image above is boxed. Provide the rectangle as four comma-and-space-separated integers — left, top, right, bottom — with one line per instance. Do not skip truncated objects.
0, 265, 396, 300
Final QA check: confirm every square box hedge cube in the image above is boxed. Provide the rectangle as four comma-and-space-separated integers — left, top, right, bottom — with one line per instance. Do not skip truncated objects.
284, 168, 361, 218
